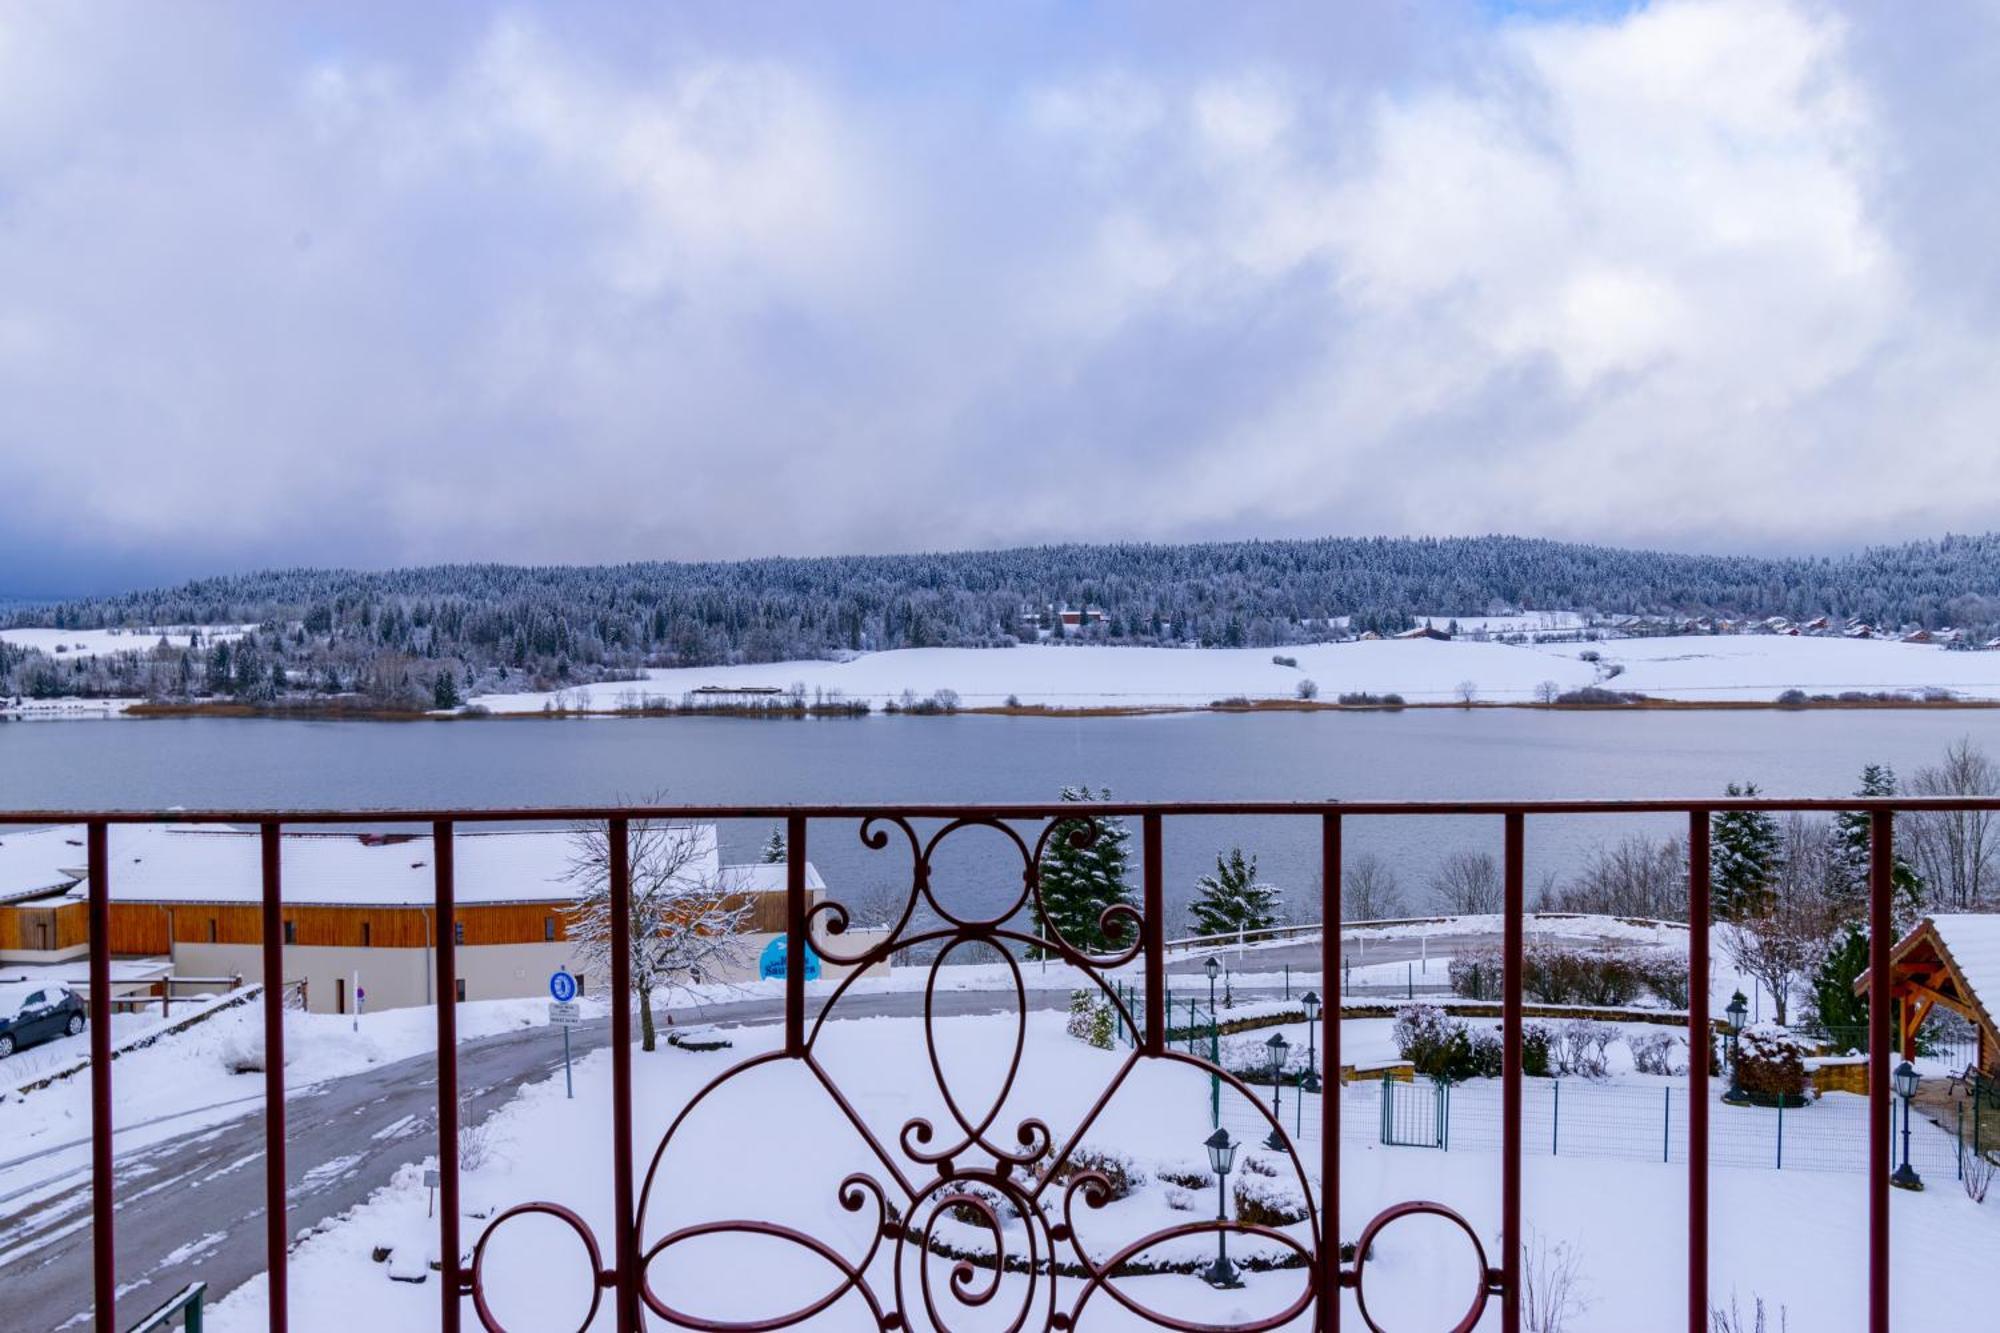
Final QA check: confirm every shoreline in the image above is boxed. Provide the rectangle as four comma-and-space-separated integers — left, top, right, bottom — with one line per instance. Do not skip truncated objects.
3, 694, 1995, 723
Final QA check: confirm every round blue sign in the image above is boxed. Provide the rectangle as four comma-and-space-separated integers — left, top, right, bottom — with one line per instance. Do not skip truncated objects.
549, 970, 577, 1002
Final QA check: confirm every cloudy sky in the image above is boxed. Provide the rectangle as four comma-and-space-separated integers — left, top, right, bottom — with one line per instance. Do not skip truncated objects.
2, 1, 1997, 594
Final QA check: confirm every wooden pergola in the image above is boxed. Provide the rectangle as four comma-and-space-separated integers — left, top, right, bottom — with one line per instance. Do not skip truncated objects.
1854, 915, 2000, 1074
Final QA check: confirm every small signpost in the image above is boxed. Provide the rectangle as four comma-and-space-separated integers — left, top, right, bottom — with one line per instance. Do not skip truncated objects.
549, 970, 579, 1098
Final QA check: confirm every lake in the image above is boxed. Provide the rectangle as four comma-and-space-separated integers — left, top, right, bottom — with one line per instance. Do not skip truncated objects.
6, 709, 1997, 926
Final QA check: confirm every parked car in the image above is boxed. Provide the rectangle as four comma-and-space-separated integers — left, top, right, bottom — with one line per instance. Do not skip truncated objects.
0, 984, 86, 1058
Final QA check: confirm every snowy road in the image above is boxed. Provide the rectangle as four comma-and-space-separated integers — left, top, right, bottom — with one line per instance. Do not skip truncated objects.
0, 932, 1484, 1331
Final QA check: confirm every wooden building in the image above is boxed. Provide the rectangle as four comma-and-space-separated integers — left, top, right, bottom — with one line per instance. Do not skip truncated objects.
1855, 914, 2000, 1075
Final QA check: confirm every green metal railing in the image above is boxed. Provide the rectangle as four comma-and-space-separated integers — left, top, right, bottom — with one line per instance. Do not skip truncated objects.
128, 1282, 205, 1333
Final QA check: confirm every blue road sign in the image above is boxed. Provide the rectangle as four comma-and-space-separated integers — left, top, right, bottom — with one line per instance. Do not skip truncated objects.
549, 970, 578, 1003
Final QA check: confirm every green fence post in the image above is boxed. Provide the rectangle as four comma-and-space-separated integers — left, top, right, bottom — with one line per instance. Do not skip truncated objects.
1285, 964, 1291, 1001
1552, 1079, 1560, 1156
1211, 1017, 1221, 1129
1380, 1071, 1391, 1145
1776, 1096, 1784, 1170
1958, 1101, 1965, 1181
1663, 1086, 1671, 1164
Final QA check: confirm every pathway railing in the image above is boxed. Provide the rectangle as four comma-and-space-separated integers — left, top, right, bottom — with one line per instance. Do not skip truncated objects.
12, 795, 1987, 1332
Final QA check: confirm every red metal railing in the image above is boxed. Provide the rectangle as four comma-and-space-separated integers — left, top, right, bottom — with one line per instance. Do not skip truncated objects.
14, 796, 1985, 1332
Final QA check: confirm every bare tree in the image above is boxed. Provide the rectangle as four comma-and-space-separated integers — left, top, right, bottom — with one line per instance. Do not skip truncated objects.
1520, 1229, 1589, 1333
1540, 835, 1687, 920
1430, 850, 1502, 915
1723, 815, 1839, 1025
1341, 852, 1405, 921
1534, 679, 1561, 704
1906, 738, 1999, 911
1455, 679, 1479, 705
565, 811, 751, 1052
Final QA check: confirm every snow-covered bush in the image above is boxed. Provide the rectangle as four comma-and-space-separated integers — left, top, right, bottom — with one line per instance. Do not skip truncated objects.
1233, 1169, 1309, 1227
1635, 954, 1691, 1008
1523, 1022, 1554, 1078
1734, 1024, 1811, 1105
1525, 945, 1642, 1007
1468, 1027, 1504, 1079
1449, 947, 1501, 1000
1066, 989, 1113, 1049
1552, 1019, 1614, 1080
1044, 1144, 1142, 1201
216, 1021, 265, 1074
1155, 1159, 1214, 1192
1393, 1003, 1474, 1081
1629, 1030, 1688, 1076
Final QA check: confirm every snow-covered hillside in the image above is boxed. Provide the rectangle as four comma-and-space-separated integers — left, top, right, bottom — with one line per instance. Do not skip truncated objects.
0, 625, 250, 661
470, 634, 2000, 713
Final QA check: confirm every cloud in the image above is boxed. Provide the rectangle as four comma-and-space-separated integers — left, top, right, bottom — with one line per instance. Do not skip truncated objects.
0, 0, 1993, 592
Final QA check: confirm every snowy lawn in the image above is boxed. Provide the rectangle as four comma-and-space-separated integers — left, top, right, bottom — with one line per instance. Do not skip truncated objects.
206, 1011, 2000, 1331
466, 634, 2000, 714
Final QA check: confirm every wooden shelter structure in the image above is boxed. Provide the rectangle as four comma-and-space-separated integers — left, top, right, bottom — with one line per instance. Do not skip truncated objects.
1855, 914, 2000, 1073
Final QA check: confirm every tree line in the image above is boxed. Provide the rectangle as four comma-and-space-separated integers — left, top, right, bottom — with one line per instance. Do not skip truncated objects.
11, 531, 2000, 702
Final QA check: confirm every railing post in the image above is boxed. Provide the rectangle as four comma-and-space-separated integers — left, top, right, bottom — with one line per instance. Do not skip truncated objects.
257, 823, 288, 1333
1320, 811, 1341, 1332
1142, 814, 1164, 1056
1868, 810, 1893, 1333
786, 815, 807, 1056
608, 817, 638, 1333
1502, 811, 1524, 1332
433, 821, 460, 1333
88, 821, 115, 1333
1687, 809, 1711, 1333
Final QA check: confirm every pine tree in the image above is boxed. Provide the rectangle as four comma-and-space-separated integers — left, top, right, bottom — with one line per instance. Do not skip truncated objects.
1188, 848, 1281, 937
1808, 922, 1871, 1046
1832, 764, 1925, 918
1036, 785, 1136, 956
761, 826, 787, 864
1711, 782, 1782, 919
432, 671, 460, 710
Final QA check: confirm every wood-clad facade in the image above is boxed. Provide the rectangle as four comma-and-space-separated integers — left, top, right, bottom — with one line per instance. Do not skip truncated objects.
99, 901, 580, 955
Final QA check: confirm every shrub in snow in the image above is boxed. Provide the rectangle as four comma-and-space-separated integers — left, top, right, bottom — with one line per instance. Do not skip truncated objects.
1065, 989, 1114, 1049
1523, 1022, 1554, 1078
1709, 1293, 1790, 1333
1468, 1027, 1505, 1079
1524, 944, 1642, 1007
1233, 1170, 1308, 1227
945, 1182, 1017, 1227
1271, 654, 1298, 668
1635, 954, 1692, 1008
1295, 678, 1319, 701
1393, 1004, 1474, 1082
1155, 1159, 1215, 1192
1962, 1150, 1994, 1205
1552, 1019, 1613, 1080
1163, 1185, 1201, 1213
1629, 1030, 1688, 1076
1734, 1024, 1811, 1105
1043, 1144, 1142, 1201
1521, 1229, 1589, 1333
1449, 947, 1501, 1000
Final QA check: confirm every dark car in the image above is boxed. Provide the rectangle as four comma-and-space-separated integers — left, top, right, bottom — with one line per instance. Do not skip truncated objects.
0, 984, 87, 1058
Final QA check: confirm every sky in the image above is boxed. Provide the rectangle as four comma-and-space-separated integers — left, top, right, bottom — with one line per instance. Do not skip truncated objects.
1, 0, 1997, 595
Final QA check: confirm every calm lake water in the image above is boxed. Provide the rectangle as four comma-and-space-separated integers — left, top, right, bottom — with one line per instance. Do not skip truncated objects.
6, 709, 1997, 924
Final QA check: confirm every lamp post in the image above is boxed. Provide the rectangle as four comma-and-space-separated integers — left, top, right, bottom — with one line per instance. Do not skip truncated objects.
1265, 1032, 1290, 1149
1299, 991, 1323, 1093
1201, 1128, 1243, 1289
1205, 955, 1220, 1023
1891, 1060, 1924, 1191
1723, 991, 1750, 1106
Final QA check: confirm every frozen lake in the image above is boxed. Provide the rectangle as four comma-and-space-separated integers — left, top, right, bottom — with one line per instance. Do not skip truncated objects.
5, 708, 1997, 924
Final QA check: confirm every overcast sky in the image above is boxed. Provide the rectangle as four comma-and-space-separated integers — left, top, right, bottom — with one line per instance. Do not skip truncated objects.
2, 1, 1997, 595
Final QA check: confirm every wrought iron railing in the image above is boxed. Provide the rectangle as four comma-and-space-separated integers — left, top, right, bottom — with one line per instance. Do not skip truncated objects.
15, 796, 1989, 1333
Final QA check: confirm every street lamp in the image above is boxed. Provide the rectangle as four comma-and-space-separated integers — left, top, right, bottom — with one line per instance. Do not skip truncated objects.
1205, 955, 1220, 1021
1265, 1032, 1291, 1149
1723, 991, 1750, 1106
1299, 991, 1323, 1094
1891, 1060, 1924, 1191
1201, 1128, 1243, 1289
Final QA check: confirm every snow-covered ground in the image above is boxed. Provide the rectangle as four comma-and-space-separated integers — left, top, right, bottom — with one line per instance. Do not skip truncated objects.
466, 635, 2000, 714
204, 1010, 2000, 1332
0, 625, 250, 662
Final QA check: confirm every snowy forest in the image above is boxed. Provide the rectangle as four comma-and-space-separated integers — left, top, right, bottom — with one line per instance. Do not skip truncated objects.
7, 532, 2000, 705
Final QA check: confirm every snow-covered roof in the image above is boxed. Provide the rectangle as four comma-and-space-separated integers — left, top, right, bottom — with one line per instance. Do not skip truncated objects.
0, 827, 92, 902
0, 822, 787, 908
717, 862, 828, 895
1926, 913, 2000, 1032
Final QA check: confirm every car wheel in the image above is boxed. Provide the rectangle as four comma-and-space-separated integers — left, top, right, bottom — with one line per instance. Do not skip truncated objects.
0, 1035, 13, 1059
66, 1014, 85, 1037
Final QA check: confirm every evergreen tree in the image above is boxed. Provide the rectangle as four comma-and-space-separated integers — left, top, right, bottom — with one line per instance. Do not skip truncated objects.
1036, 785, 1136, 956
1832, 764, 1926, 917
761, 826, 787, 863
1808, 922, 1871, 1046
1711, 782, 1783, 919
432, 671, 461, 710
1188, 847, 1282, 937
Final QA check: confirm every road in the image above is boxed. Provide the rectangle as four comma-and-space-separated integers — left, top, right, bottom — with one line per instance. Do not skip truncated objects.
0, 933, 1484, 1332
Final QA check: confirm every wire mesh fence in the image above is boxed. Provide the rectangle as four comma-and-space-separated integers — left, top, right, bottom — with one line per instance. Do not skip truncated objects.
1220, 1075, 1982, 1182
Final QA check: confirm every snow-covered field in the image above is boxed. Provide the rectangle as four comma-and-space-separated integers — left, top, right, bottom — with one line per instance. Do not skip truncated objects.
205, 1011, 2000, 1332
0, 625, 250, 661
468, 635, 2000, 714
